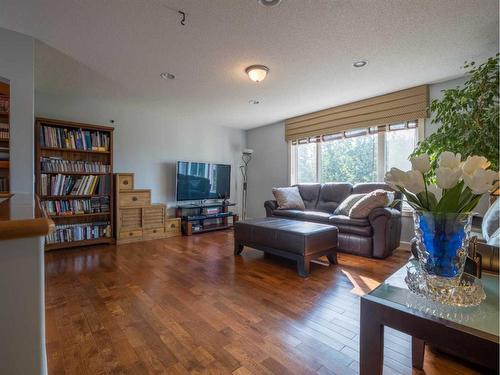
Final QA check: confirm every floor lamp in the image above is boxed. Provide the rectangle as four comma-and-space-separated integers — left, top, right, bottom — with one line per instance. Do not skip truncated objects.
240, 149, 253, 220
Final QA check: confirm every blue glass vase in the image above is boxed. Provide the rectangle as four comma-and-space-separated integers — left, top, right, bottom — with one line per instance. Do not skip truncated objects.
413, 211, 473, 290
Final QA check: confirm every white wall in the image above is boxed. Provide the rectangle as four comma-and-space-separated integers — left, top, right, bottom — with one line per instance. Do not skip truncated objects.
0, 28, 46, 375
245, 121, 288, 218
0, 27, 34, 194
35, 93, 246, 214
246, 77, 491, 243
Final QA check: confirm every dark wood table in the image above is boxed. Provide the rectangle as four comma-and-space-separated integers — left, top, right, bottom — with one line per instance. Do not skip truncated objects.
360, 263, 499, 374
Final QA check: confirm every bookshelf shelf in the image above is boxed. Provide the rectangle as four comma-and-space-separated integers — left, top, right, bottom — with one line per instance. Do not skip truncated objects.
50, 212, 111, 219
41, 171, 110, 176
40, 147, 111, 154
40, 194, 111, 200
35, 117, 114, 251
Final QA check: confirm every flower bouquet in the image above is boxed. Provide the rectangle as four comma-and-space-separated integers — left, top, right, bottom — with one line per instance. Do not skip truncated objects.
385, 151, 497, 304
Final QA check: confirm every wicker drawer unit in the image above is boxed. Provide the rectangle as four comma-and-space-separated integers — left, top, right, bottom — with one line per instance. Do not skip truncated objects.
119, 190, 151, 207
115, 173, 181, 244
143, 205, 165, 228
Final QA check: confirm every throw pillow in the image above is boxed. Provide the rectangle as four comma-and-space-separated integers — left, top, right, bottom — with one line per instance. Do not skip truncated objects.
487, 227, 500, 247
333, 194, 366, 216
482, 202, 499, 241
272, 187, 305, 210
349, 189, 390, 219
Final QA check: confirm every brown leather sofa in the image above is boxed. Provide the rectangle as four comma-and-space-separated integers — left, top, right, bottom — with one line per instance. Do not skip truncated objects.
264, 183, 402, 259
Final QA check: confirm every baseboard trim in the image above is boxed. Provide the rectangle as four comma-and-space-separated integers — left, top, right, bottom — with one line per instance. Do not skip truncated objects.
398, 241, 411, 251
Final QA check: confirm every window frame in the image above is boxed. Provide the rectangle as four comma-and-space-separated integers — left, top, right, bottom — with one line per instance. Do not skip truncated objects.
289, 119, 425, 212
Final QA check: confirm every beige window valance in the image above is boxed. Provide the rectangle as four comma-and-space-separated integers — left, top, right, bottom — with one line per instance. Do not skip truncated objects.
285, 85, 429, 142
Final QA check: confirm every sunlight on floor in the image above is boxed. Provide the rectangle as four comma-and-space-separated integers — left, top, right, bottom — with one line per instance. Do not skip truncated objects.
341, 268, 381, 296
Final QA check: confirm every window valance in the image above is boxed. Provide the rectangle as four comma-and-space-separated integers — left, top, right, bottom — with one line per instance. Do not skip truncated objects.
285, 85, 428, 142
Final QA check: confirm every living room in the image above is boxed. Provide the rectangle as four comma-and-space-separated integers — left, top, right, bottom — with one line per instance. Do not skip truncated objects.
0, 1, 499, 374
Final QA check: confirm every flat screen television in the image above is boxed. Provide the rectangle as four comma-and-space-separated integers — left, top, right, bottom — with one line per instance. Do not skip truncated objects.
176, 161, 231, 201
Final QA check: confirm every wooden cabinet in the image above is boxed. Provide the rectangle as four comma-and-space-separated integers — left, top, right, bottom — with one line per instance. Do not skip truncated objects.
115, 173, 181, 244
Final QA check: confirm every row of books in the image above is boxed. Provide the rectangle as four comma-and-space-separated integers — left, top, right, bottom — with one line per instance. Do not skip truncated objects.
41, 157, 111, 173
40, 126, 110, 151
41, 197, 110, 216
0, 95, 8, 113
0, 124, 8, 140
45, 222, 111, 245
40, 174, 111, 196
0, 176, 8, 192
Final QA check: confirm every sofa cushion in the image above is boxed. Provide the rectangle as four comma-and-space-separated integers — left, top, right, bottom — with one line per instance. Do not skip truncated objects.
272, 187, 305, 210
349, 189, 390, 219
272, 209, 306, 219
316, 183, 353, 213
329, 215, 370, 227
295, 184, 321, 209
333, 193, 365, 216
302, 211, 331, 223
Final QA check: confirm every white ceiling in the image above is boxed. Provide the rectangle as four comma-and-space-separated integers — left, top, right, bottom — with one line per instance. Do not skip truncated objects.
0, 0, 498, 129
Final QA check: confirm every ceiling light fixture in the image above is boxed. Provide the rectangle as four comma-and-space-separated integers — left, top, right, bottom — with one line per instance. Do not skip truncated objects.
352, 60, 367, 68
245, 65, 269, 83
249, 99, 260, 105
258, 0, 282, 6
160, 72, 176, 80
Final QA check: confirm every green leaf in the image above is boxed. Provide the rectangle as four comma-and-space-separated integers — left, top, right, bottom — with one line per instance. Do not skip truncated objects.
435, 180, 464, 213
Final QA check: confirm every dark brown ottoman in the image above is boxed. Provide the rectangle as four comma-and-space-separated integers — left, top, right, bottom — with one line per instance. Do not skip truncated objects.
234, 217, 338, 277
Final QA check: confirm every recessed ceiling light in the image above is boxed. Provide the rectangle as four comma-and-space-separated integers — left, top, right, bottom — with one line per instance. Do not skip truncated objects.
245, 65, 269, 83
353, 60, 367, 68
258, 0, 282, 6
249, 99, 260, 105
160, 72, 176, 80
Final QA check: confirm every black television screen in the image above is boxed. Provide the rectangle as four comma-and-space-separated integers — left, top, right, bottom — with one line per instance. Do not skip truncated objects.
176, 161, 231, 201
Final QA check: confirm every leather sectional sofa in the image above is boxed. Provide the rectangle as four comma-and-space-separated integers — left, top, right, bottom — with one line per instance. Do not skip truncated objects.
264, 183, 402, 258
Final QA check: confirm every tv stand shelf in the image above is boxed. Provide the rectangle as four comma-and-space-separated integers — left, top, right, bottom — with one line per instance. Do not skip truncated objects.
176, 202, 238, 236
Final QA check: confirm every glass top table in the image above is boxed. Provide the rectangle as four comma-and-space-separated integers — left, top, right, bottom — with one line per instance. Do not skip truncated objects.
368, 263, 499, 338
360, 262, 499, 375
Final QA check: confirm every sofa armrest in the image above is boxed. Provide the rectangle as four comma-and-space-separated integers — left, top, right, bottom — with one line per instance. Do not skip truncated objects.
264, 200, 278, 217
368, 207, 402, 258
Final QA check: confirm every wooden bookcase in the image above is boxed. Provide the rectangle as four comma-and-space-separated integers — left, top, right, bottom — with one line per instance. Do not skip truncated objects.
34, 118, 115, 250
0, 81, 10, 196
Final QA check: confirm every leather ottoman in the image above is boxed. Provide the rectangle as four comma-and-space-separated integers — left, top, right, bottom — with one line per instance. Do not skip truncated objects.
234, 217, 338, 277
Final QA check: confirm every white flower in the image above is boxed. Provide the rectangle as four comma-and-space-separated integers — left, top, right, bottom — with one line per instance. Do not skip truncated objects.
384, 168, 407, 190
438, 151, 462, 169
410, 154, 431, 173
435, 166, 462, 189
462, 155, 491, 176
463, 169, 498, 195
404, 170, 425, 194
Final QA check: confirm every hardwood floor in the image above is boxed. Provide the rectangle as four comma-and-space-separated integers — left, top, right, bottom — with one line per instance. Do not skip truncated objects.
45, 230, 489, 375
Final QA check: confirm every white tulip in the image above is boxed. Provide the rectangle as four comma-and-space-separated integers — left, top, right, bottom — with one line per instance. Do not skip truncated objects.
438, 151, 462, 169
404, 170, 425, 194
410, 154, 431, 173
435, 167, 462, 189
463, 169, 498, 195
384, 168, 407, 190
462, 155, 491, 176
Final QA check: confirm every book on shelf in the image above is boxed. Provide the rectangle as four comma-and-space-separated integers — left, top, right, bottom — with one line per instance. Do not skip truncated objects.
0, 123, 8, 140
40, 157, 111, 173
0, 176, 8, 192
41, 197, 110, 216
40, 174, 110, 196
0, 95, 8, 113
45, 221, 111, 245
40, 126, 110, 151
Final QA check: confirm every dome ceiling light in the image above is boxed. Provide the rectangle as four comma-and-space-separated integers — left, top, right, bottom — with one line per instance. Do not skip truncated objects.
258, 0, 282, 6
353, 60, 368, 68
245, 65, 269, 83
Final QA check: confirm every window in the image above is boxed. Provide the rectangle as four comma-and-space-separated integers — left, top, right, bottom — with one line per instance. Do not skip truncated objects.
291, 121, 420, 185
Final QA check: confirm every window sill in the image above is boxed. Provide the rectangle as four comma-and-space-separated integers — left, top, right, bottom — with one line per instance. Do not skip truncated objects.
401, 208, 414, 217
